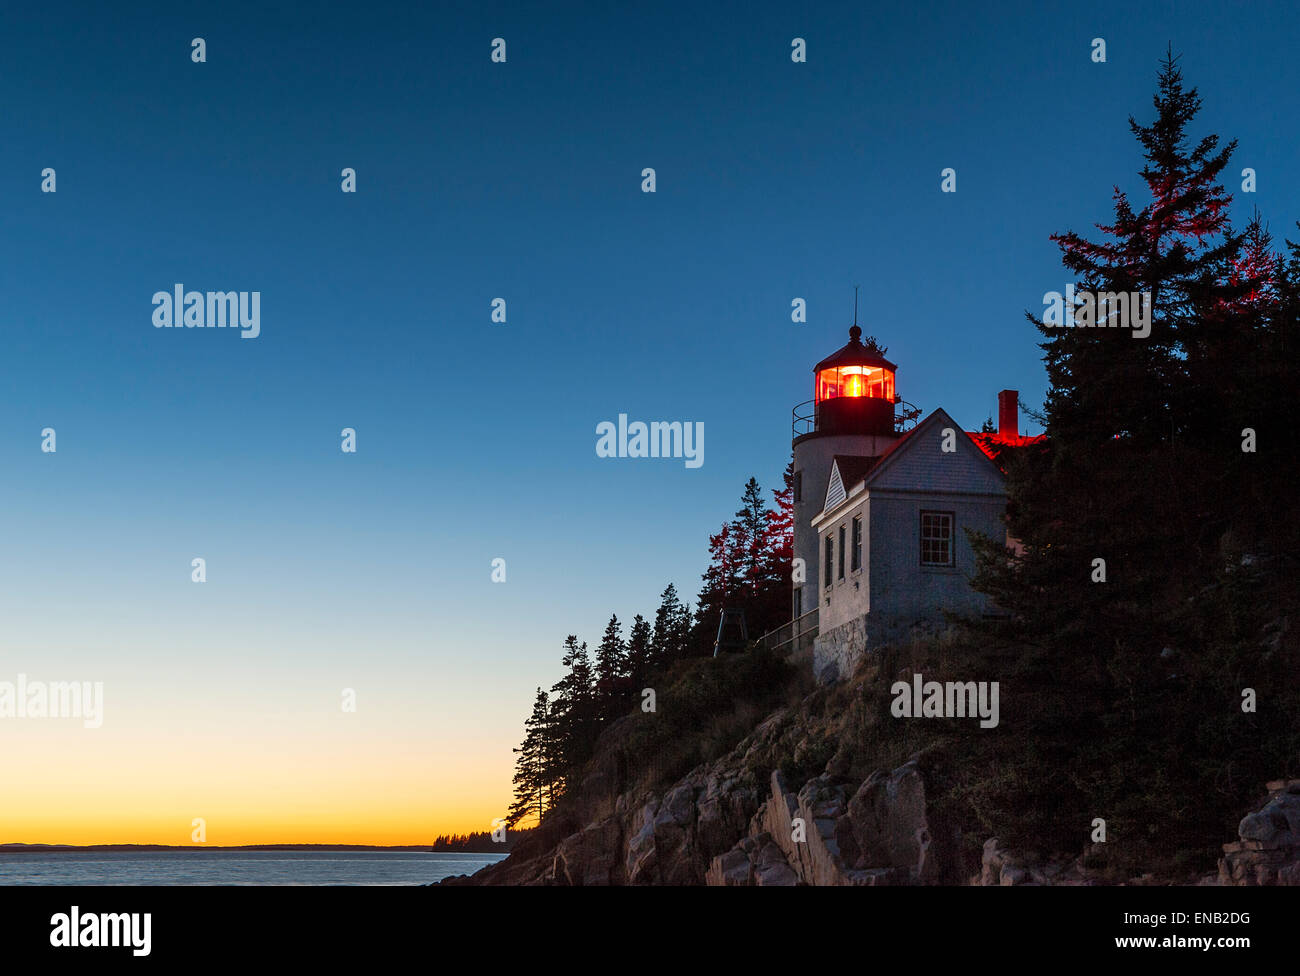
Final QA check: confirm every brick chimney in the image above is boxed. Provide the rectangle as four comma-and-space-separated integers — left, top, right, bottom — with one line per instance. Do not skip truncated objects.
997, 390, 1018, 438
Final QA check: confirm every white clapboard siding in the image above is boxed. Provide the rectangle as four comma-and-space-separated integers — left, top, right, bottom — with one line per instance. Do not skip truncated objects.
823, 462, 848, 512
866, 408, 1005, 497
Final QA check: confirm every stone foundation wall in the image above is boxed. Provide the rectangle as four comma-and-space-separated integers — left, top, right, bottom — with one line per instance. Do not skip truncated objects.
813, 612, 956, 684
812, 614, 868, 683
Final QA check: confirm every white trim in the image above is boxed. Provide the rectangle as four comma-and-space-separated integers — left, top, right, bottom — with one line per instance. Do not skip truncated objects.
812, 481, 866, 528
823, 463, 847, 512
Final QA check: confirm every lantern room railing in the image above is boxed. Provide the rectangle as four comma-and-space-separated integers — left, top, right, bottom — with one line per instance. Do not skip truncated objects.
792, 398, 922, 438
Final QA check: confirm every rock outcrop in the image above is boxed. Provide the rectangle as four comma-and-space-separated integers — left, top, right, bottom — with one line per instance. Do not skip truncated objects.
441, 639, 1300, 888
450, 691, 970, 886
705, 758, 961, 886
845, 761, 945, 882
973, 838, 1094, 886
445, 734, 1300, 886
705, 832, 800, 886
553, 818, 622, 886
1218, 779, 1300, 885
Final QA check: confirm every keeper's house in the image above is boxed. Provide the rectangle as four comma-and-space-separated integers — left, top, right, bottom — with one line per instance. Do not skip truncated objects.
787, 325, 1041, 682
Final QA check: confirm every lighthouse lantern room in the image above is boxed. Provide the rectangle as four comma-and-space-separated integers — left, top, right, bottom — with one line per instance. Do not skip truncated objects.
812, 325, 898, 438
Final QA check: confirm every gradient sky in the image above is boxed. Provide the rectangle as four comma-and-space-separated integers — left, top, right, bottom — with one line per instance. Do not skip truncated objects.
2, 1, 1297, 844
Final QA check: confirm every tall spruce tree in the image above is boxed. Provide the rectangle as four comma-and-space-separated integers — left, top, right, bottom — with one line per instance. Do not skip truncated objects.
731, 477, 769, 598
1043, 48, 1238, 447
762, 462, 797, 628
507, 687, 552, 828
967, 53, 1300, 864
730, 475, 791, 637
768, 460, 795, 559
1185, 212, 1278, 539
694, 476, 794, 650
594, 613, 627, 687
974, 50, 1243, 646
692, 523, 735, 654
544, 694, 569, 806
593, 614, 629, 722
548, 635, 595, 774
650, 583, 690, 670
625, 614, 652, 688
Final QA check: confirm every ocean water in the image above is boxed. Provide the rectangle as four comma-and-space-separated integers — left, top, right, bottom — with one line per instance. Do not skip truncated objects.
0, 850, 506, 886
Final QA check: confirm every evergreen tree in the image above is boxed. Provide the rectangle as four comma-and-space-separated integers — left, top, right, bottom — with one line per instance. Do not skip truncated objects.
768, 461, 795, 558
693, 474, 797, 647
650, 583, 690, 670
1184, 212, 1281, 542
625, 613, 652, 688
544, 694, 568, 807
1270, 221, 1300, 547
1043, 48, 1237, 447
762, 461, 796, 626
975, 50, 1244, 645
594, 613, 627, 687
692, 523, 735, 654
507, 687, 552, 828
593, 614, 629, 721
732, 477, 769, 597
966, 52, 1300, 864
674, 597, 694, 660
548, 635, 595, 774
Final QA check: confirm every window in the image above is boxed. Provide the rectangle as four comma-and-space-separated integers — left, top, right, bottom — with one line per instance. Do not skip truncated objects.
837, 525, 846, 580
851, 515, 862, 572
793, 470, 802, 503
824, 535, 833, 588
920, 511, 955, 567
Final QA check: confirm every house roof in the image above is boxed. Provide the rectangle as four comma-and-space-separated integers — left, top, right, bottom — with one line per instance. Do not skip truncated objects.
853, 409, 984, 490
826, 425, 924, 500
815, 409, 1049, 525
966, 430, 1048, 463
830, 454, 878, 490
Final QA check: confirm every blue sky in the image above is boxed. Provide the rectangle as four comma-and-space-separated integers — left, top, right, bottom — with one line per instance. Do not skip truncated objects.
2, 0, 1297, 838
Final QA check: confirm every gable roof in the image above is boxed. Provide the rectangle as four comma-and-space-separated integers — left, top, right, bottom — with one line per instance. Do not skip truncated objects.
823, 454, 877, 512
862, 407, 1006, 489
813, 407, 1042, 527
832, 454, 877, 490
857, 407, 1009, 497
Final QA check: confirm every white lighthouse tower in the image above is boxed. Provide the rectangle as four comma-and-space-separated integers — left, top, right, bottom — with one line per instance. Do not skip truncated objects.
791, 324, 911, 619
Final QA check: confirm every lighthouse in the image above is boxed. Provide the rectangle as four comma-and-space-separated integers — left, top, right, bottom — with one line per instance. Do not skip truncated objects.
781, 318, 1040, 682
791, 324, 909, 619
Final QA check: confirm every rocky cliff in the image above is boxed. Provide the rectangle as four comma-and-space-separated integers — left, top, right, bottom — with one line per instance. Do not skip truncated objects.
442, 649, 1300, 887
440, 680, 1045, 886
